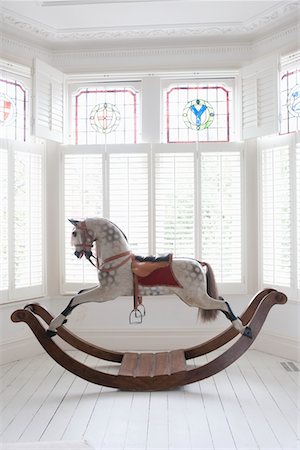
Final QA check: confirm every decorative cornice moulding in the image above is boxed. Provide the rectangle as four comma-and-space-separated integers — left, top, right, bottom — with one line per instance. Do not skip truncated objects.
253, 21, 300, 52
51, 44, 253, 72
1, 1, 299, 46
1, 33, 52, 65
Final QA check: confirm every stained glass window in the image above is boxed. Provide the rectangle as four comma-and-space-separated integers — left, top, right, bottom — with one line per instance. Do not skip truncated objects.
280, 68, 300, 134
73, 86, 139, 144
0, 78, 28, 141
165, 83, 232, 143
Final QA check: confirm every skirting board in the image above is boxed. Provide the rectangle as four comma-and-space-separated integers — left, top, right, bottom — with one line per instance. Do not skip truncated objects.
0, 328, 299, 365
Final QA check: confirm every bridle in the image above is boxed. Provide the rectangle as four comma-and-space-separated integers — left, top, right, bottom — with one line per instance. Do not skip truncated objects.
73, 221, 98, 268
73, 221, 131, 271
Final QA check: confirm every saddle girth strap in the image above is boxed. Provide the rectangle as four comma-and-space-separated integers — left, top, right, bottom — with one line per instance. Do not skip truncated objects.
133, 273, 143, 311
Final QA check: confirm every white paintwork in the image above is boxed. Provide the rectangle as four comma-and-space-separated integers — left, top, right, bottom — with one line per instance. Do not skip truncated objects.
0, 350, 298, 448
1, 1, 295, 47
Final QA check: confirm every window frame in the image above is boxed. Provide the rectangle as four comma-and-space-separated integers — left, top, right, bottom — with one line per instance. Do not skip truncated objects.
66, 79, 142, 145
161, 77, 237, 144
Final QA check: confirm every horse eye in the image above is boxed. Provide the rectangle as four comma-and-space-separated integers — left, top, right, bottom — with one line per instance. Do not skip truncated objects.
72, 231, 77, 237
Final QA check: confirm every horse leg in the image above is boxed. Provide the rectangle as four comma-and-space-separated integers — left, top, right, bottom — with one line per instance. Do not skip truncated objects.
221, 300, 252, 338
46, 298, 78, 337
198, 295, 252, 338
46, 285, 117, 337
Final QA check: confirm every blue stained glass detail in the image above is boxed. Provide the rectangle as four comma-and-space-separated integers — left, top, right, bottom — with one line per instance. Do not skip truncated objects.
183, 99, 215, 131
288, 84, 300, 117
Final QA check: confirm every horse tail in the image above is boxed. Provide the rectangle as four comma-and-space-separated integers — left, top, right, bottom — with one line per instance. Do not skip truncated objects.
198, 261, 220, 322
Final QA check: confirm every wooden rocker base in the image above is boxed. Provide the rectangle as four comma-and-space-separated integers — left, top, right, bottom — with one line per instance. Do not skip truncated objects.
11, 289, 287, 391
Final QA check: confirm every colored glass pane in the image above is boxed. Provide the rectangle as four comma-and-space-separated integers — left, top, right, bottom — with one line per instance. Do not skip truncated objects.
0, 78, 28, 141
74, 87, 139, 144
280, 68, 300, 134
165, 84, 231, 143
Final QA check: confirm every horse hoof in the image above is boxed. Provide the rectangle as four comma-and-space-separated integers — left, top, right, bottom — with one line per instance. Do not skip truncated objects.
243, 326, 252, 339
46, 329, 57, 338
62, 319, 68, 325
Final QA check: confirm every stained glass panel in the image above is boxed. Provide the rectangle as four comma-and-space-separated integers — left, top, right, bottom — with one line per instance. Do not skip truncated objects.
73, 87, 139, 144
280, 68, 300, 134
165, 84, 231, 143
0, 78, 28, 141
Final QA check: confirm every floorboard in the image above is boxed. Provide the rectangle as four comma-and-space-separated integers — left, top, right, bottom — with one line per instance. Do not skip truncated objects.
0, 350, 299, 450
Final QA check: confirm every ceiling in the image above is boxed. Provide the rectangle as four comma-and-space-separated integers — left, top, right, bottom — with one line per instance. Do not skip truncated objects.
1, 0, 300, 49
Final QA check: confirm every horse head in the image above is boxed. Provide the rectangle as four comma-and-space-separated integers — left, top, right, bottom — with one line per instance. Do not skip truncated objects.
69, 219, 94, 261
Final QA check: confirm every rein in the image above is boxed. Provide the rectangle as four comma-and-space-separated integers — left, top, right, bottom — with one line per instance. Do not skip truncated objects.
100, 251, 132, 272
74, 222, 99, 268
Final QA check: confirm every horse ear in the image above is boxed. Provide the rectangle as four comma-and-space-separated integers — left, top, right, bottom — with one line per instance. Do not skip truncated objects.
68, 219, 79, 227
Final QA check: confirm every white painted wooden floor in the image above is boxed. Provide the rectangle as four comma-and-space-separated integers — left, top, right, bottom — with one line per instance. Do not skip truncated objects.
0, 349, 299, 450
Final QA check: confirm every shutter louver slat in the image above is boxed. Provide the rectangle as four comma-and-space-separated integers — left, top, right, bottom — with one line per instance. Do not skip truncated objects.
34, 58, 64, 142
109, 153, 148, 255
201, 152, 242, 284
0, 149, 8, 294
297, 144, 300, 290
261, 146, 291, 287
64, 153, 103, 285
14, 151, 43, 289
155, 152, 195, 257
0, 141, 44, 302
241, 56, 278, 139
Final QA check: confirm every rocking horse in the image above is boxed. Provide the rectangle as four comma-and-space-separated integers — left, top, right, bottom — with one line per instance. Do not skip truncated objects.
11, 217, 287, 391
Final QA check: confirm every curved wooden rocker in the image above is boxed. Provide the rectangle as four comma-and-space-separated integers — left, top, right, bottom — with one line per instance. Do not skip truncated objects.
11, 289, 287, 391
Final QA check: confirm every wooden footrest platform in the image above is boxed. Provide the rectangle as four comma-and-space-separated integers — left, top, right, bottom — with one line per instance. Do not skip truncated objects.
119, 350, 186, 377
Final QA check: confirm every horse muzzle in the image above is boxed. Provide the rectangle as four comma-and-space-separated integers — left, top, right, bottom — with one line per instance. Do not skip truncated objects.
75, 250, 84, 258
74, 249, 93, 259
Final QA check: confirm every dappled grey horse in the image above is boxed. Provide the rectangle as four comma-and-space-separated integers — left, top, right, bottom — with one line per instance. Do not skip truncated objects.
47, 217, 251, 338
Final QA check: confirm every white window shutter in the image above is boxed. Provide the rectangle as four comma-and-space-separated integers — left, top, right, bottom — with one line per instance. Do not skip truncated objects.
0, 148, 9, 299
241, 56, 279, 139
109, 152, 149, 255
63, 151, 104, 288
33, 58, 64, 142
201, 151, 242, 284
0, 141, 45, 302
297, 143, 300, 290
154, 152, 195, 257
14, 149, 44, 293
261, 144, 291, 287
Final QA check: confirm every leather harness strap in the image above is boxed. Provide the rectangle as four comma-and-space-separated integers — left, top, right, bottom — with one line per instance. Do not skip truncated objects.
100, 251, 132, 272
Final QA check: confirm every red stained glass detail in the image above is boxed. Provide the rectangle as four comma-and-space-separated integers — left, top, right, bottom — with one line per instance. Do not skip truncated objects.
0, 79, 27, 141
74, 88, 138, 144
